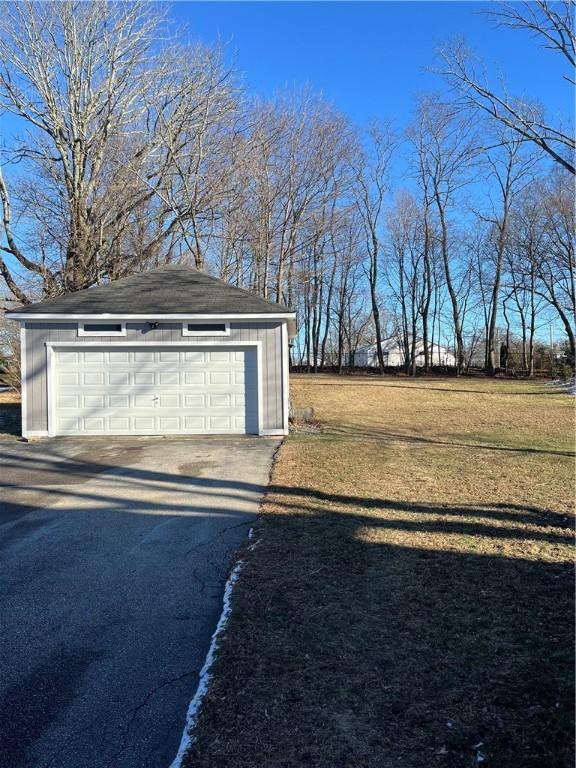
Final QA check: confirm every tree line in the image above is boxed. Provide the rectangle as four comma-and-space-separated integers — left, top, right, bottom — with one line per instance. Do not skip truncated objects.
0, 1, 574, 376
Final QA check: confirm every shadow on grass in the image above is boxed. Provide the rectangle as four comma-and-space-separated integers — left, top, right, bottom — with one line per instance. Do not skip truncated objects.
294, 378, 567, 397
327, 423, 575, 457
0, 440, 573, 768
186, 498, 575, 768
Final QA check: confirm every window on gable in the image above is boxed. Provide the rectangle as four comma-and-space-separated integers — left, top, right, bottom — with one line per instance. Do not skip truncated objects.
182, 322, 230, 336
78, 322, 126, 336
84, 323, 123, 333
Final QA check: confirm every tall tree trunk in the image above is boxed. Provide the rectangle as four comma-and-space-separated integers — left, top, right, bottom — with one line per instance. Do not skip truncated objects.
368, 228, 385, 373
436, 202, 464, 374
487, 206, 510, 375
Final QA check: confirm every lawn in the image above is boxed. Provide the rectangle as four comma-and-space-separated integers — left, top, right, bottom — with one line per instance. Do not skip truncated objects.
183, 374, 574, 768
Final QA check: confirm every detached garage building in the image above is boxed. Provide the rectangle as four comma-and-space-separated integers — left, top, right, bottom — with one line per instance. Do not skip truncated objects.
7, 265, 296, 439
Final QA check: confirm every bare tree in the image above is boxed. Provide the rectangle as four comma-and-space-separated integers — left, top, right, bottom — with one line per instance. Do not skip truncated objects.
509, 171, 575, 368
477, 130, 538, 373
0, 1, 238, 304
353, 122, 397, 373
385, 192, 431, 376
537, 171, 576, 364
409, 96, 478, 375
436, 1, 575, 174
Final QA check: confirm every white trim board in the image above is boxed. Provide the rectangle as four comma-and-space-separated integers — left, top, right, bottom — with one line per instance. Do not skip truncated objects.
20, 324, 27, 438
281, 321, 289, 434
8, 312, 295, 321
45, 341, 269, 437
45, 341, 261, 348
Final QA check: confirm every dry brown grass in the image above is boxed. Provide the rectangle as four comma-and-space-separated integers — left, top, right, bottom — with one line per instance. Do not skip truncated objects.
184, 375, 575, 768
0, 389, 20, 404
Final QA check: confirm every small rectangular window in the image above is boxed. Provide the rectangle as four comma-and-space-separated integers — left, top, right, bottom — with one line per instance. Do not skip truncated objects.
84, 323, 123, 333
188, 323, 225, 333
78, 322, 126, 337
182, 322, 230, 337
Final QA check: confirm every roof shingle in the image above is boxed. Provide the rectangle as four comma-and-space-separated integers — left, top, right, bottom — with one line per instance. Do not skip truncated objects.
8, 265, 294, 316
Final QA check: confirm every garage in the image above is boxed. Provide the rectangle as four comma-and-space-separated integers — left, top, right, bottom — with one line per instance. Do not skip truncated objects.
50, 345, 259, 435
8, 265, 296, 438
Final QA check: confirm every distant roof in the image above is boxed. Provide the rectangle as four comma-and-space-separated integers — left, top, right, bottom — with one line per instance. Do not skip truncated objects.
359, 337, 453, 354
8, 265, 294, 317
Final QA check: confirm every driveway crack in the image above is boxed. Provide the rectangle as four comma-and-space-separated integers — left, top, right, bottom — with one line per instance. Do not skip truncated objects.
101, 669, 200, 768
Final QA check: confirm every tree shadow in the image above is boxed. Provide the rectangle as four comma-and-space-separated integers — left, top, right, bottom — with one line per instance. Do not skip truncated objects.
0, 402, 21, 438
0, 441, 573, 767
187, 496, 575, 768
295, 379, 568, 397
327, 424, 575, 457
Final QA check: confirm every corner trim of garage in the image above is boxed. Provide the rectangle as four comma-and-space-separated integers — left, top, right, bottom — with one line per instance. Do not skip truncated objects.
20, 323, 28, 437
45, 340, 268, 437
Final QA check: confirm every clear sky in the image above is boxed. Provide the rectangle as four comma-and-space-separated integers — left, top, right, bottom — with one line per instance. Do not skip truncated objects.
170, 0, 572, 129
0, 2, 571, 158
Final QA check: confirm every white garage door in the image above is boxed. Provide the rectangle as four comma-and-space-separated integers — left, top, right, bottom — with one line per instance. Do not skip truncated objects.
52, 346, 258, 435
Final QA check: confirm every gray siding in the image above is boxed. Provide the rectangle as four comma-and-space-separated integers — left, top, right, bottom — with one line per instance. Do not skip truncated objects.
23, 321, 286, 434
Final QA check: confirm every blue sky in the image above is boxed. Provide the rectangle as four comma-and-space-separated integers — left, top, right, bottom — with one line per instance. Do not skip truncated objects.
170, 1, 572, 128
1, 2, 570, 160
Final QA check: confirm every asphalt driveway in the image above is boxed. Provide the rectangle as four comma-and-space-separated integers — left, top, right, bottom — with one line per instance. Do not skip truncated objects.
0, 435, 280, 768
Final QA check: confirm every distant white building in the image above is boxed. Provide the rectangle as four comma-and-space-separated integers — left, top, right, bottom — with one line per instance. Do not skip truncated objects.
352, 337, 457, 368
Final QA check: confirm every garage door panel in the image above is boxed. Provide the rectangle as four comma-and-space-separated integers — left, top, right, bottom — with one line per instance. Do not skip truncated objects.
84, 395, 105, 408
84, 351, 105, 363
85, 417, 105, 431
133, 416, 155, 430
110, 394, 129, 408
209, 416, 232, 430
183, 416, 205, 431
158, 417, 180, 431
53, 346, 257, 435
209, 394, 230, 408
134, 371, 155, 385
184, 394, 205, 408
59, 351, 79, 364
160, 371, 179, 385
109, 372, 129, 386
134, 394, 153, 407
209, 371, 230, 386
209, 351, 231, 362
83, 372, 104, 385
109, 351, 130, 364
159, 394, 179, 408
184, 351, 205, 363
58, 416, 80, 432
134, 351, 154, 363
184, 371, 205, 386
58, 394, 80, 409
159, 351, 179, 362
109, 417, 130, 431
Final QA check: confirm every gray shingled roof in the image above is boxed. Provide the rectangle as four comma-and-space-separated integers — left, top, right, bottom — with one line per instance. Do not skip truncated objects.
9, 265, 294, 316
